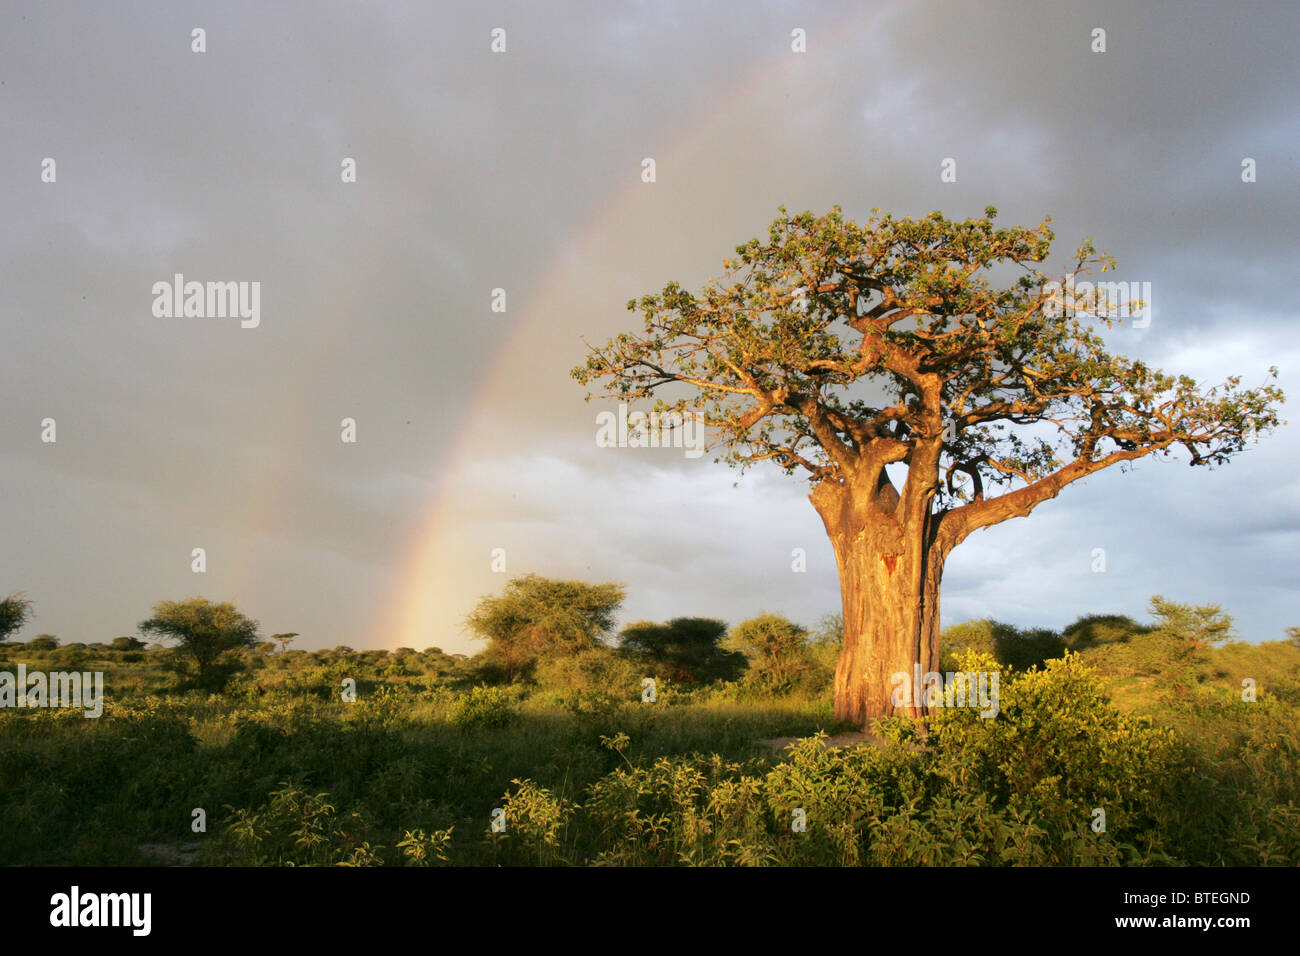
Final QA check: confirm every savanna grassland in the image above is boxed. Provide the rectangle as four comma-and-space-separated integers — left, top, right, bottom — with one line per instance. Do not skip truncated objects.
1, 598, 1297, 867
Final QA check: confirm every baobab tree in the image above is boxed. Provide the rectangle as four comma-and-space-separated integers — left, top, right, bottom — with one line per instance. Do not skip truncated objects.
573, 206, 1284, 727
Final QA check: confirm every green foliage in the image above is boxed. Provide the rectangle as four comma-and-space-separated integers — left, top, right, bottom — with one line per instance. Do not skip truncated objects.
448, 685, 520, 729
584, 751, 769, 865
572, 205, 1284, 497
534, 646, 642, 700
1075, 597, 1239, 698
618, 617, 745, 684
0, 593, 34, 642
939, 620, 999, 662
1062, 613, 1151, 649
52, 642, 90, 669
1148, 595, 1236, 647
397, 826, 454, 866
727, 613, 819, 692
940, 619, 1065, 671
210, 783, 382, 866
0, 600, 1295, 867
0, 701, 198, 865
138, 597, 260, 691
26, 633, 60, 652
465, 574, 625, 681
929, 650, 1178, 862
491, 779, 574, 865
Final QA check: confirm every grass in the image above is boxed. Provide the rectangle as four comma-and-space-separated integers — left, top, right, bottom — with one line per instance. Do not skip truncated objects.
0, 632, 1296, 866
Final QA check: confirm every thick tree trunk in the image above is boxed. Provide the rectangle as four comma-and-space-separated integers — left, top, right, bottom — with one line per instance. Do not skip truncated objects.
813, 470, 947, 728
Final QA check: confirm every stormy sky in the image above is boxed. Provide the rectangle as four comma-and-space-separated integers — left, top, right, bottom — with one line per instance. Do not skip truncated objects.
2, 0, 1296, 653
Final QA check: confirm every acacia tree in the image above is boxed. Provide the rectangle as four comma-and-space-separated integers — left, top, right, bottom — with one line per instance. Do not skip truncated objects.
726, 613, 813, 691
0, 593, 34, 642
272, 632, 300, 654
139, 597, 260, 690
618, 617, 744, 683
465, 574, 625, 681
573, 206, 1284, 726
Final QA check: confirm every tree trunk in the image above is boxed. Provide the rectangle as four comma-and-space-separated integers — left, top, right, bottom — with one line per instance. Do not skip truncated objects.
813, 470, 947, 728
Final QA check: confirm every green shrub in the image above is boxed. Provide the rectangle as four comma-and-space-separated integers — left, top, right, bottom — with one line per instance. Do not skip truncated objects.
490, 779, 574, 865
1063, 613, 1151, 650
397, 826, 455, 866
208, 783, 382, 866
534, 647, 641, 701
929, 649, 1178, 862
26, 634, 59, 652
726, 613, 814, 692
448, 685, 520, 729
940, 619, 1065, 671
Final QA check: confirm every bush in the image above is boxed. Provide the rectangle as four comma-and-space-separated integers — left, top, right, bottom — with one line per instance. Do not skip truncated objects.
208, 783, 382, 866
941, 620, 1065, 671
448, 685, 520, 729
996, 627, 1065, 671
929, 649, 1179, 862
397, 827, 454, 866
2, 598, 1293, 867
618, 618, 745, 684
1062, 613, 1151, 650
490, 779, 574, 865
534, 647, 641, 701
52, 643, 91, 669
727, 613, 816, 692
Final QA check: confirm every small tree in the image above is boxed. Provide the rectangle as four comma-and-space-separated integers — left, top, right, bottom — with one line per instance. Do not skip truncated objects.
996, 626, 1065, 670
1144, 596, 1235, 693
27, 633, 60, 652
110, 636, 146, 652
1286, 625, 1300, 649
465, 574, 625, 681
1062, 613, 1152, 649
0, 593, 34, 642
139, 597, 261, 690
272, 632, 300, 654
617, 617, 744, 684
726, 613, 814, 691
1148, 595, 1236, 650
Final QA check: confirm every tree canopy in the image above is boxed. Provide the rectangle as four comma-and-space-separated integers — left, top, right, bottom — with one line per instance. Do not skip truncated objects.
574, 205, 1283, 535
0, 593, 34, 642
617, 617, 744, 684
573, 205, 1286, 724
139, 597, 261, 689
465, 574, 625, 681
726, 613, 814, 691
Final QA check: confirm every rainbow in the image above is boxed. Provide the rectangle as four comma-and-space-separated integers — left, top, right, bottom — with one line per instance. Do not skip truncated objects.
377, 8, 888, 651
